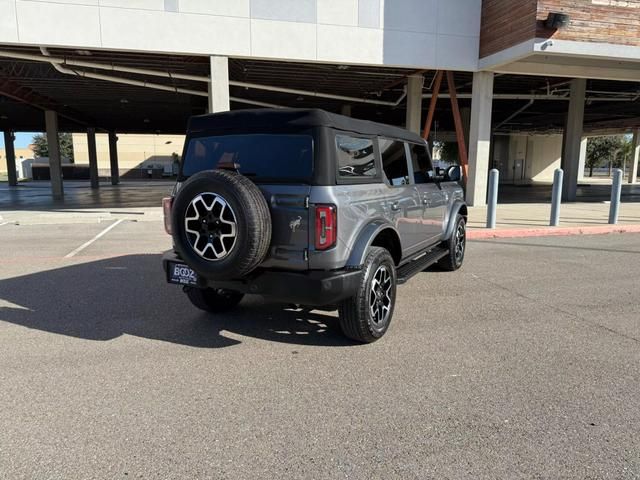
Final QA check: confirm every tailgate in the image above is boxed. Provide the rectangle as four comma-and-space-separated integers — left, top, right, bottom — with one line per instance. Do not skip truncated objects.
258, 184, 311, 271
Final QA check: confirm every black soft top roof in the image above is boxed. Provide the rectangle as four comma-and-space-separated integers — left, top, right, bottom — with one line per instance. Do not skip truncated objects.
187, 108, 425, 144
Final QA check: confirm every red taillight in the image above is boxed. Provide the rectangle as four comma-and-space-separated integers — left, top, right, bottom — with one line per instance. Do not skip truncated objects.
315, 204, 337, 250
162, 197, 173, 235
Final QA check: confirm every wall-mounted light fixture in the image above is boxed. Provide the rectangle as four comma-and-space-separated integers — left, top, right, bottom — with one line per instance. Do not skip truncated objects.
545, 12, 570, 29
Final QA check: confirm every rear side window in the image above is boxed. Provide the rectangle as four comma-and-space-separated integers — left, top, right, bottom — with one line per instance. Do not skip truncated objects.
336, 135, 377, 179
182, 134, 313, 180
409, 142, 435, 184
379, 138, 410, 186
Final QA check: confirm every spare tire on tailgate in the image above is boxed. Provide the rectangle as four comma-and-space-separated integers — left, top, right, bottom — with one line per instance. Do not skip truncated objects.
171, 169, 271, 280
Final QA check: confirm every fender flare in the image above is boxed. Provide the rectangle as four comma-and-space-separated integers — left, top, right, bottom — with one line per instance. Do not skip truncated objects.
444, 201, 468, 240
345, 220, 401, 268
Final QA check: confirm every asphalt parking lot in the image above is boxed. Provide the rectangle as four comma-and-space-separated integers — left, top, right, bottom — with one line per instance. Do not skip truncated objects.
0, 217, 639, 479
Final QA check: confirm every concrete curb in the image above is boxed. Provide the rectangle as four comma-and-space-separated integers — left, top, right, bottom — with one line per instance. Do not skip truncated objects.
468, 224, 640, 240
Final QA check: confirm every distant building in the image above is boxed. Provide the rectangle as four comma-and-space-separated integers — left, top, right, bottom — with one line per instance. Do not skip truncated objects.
71, 134, 185, 178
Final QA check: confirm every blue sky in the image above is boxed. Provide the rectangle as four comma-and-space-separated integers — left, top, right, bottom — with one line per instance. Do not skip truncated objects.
0, 132, 39, 149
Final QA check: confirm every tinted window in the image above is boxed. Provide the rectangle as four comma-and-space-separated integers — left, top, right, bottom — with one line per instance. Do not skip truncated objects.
182, 134, 313, 180
379, 138, 410, 186
409, 142, 435, 184
336, 135, 377, 179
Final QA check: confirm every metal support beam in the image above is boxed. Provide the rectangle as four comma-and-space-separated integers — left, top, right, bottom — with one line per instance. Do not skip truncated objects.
405, 74, 424, 134
629, 129, 639, 184
561, 79, 586, 201
422, 71, 443, 140
209, 56, 230, 113
461, 107, 471, 150
108, 131, 119, 186
87, 128, 99, 189
3, 131, 18, 186
45, 110, 63, 199
447, 71, 469, 182
466, 72, 494, 207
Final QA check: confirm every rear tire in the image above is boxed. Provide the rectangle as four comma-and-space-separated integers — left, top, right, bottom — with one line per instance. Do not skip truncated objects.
338, 247, 396, 343
185, 287, 244, 313
437, 214, 466, 271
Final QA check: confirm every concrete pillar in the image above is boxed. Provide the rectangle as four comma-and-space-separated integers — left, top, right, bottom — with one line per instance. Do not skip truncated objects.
405, 74, 424, 134
3, 131, 18, 186
108, 131, 119, 185
577, 137, 587, 181
466, 71, 494, 207
561, 78, 586, 201
629, 129, 639, 184
45, 110, 63, 199
87, 128, 99, 189
209, 56, 230, 113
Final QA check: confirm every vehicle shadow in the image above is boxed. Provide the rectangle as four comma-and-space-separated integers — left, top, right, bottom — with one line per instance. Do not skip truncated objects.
0, 254, 355, 348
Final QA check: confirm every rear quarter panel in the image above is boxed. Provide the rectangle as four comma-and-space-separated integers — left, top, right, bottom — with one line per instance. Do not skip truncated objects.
308, 184, 393, 270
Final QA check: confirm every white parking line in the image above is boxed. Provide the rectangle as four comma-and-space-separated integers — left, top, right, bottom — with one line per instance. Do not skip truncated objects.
64, 219, 125, 258
0, 222, 9, 226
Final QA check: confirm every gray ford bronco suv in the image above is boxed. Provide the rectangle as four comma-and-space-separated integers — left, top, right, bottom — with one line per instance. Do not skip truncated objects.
163, 109, 467, 343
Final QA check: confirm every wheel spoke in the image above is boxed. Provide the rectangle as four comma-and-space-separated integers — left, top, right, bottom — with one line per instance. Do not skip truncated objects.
454, 223, 466, 261
184, 192, 238, 261
369, 264, 393, 328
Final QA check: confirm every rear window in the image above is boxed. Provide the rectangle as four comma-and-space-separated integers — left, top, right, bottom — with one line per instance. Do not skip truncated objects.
181, 134, 314, 180
336, 135, 377, 179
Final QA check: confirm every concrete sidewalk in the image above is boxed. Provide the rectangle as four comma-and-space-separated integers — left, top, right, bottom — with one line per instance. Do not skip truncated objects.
2, 195, 639, 238
467, 202, 640, 239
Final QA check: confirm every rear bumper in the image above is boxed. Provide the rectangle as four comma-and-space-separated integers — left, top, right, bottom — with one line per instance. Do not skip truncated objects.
162, 251, 361, 307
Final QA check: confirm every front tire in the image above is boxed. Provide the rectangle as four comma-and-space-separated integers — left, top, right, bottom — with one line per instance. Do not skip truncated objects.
185, 287, 244, 313
338, 247, 397, 343
437, 214, 466, 271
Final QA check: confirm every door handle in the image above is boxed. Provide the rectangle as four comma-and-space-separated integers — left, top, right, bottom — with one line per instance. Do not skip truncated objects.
390, 201, 400, 211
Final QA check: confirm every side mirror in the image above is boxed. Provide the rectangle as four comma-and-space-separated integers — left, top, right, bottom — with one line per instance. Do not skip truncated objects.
446, 165, 462, 182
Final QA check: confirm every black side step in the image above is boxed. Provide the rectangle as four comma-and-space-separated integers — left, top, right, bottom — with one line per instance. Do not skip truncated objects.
396, 246, 449, 285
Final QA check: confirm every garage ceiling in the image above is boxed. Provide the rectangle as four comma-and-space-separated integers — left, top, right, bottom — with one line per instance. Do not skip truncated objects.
0, 46, 638, 135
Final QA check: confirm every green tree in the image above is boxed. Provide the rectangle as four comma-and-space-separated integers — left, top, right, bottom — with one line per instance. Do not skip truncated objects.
435, 141, 459, 164
586, 135, 625, 177
32, 132, 75, 162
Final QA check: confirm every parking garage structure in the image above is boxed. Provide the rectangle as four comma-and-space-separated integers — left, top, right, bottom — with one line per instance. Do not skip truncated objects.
1, 0, 639, 207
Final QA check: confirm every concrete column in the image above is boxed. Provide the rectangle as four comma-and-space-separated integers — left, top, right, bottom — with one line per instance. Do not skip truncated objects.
87, 128, 99, 189
209, 56, 230, 113
3, 131, 18, 186
577, 137, 588, 181
629, 129, 639, 184
45, 110, 63, 199
108, 131, 119, 185
405, 74, 424, 134
561, 78, 586, 201
466, 71, 494, 207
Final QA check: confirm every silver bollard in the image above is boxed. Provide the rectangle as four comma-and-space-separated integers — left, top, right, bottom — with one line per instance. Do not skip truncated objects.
486, 169, 499, 229
609, 168, 623, 224
550, 168, 564, 227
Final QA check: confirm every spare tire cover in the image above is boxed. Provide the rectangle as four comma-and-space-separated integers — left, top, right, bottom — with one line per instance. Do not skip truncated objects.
171, 169, 271, 280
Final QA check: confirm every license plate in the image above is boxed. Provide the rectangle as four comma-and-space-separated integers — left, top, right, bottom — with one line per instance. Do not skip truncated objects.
168, 262, 198, 286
